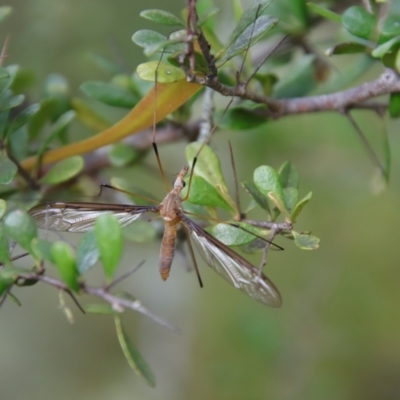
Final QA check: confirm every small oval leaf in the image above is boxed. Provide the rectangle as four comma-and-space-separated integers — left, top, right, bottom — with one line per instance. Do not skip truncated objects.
0, 199, 6, 220
115, 316, 156, 387
76, 230, 99, 274
51, 241, 79, 292
279, 162, 299, 188
80, 81, 138, 108
95, 214, 123, 280
0, 150, 18, 185
4, 210, 37, 251
254, 166, 284, 200
186, 175, 233, 212
109, 143, 139, 167
136, 61, 186, 83
307, 3, 342, 23
211, 222, 269, 247
186, 143, 237, 215
291, 192, 312, 222
242, 181, 270, 214
292, 231, 320, 250
267, 191, 291, 220
140, 9, 183, 26
0, 224, 10, 265
31, 238, 54, 262
40, 156, 84, 185
342, 6, 376, 40
219, 15, 278, 64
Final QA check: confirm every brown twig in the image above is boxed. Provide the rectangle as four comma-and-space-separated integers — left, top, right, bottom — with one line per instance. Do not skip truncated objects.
16, 272, 181, 333
189, 68, 400, 116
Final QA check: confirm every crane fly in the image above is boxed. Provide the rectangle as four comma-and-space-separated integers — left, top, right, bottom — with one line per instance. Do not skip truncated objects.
29, 163, 282, 307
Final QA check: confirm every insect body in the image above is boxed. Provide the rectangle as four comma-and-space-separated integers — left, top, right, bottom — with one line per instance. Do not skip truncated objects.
29, 165, 282, 307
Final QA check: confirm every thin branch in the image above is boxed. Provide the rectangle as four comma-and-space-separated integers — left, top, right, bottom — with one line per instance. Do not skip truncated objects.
189, 68, 400, 116
17, 272, 181, 333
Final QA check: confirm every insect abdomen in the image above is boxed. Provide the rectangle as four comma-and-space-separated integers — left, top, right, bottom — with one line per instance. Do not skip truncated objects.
159, 224, 177, 281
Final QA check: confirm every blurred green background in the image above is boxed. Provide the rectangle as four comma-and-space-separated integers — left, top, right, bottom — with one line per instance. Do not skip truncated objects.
2, 1, 400, 400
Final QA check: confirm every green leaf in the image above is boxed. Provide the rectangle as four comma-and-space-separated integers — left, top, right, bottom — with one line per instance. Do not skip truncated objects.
0, 267, 17, 297
0, 67, 8, 79
80, 81, 138, 108
10, 67, 36, 93
372, 35, 400, 59
132, 30, 185, 55
132, 29, 165, 48
27, 97, 58, 139
114, 316, 156, 387
0, 6, 12, 23
273, 54, 316, 98
198, 7, 220, 27
8, 104, 40, 136
211, 222, 269, 246
0, 199, 6, 220
222, 0, 272, 52
242, 181, 270, 214
91, 53, 122, 75
123, 220, 157, 243
0, 150, 17, 185
254, 73, 278, 96
40, 156, 84, 185
30, 238, 54, 262
291, 192, 312, 222
219, 15, 278, 64
342, 6, 376, 40
186, 175, 233, 212
0, 224, 10, 265
282, 187, 298, 214
95, 214, 123, 281
186, 143, 237, 215
43, 73, 69, 96
306, 3, 341, 23
140, 9, 183, 26
292, 231, 319, 250
84, 303, 117, 314
389, 92, 400, 118
0, 65, 18, 97
216, 106, 268, 130
279, 162, 299, 188
51, 241, 79, 292
268, 192, 290, 220
71, 98, 110, 132
4, 210, 37, 252
381, 14, 400, 38
37, 110, 76, 160
136, 61, 186, 83
254, 165, 284, 200
0, 94, 25, 112
7, 292, 21, 306
325, 42, 370, 56
76, 230, 99, 274
109, 143, 139, 167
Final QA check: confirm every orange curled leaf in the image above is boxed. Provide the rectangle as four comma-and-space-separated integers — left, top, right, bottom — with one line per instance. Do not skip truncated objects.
21, 80, 202, 172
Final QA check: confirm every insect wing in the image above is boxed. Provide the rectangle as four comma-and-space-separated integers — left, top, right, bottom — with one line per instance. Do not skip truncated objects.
29, 202, 157, 233
182, 216, 282, 307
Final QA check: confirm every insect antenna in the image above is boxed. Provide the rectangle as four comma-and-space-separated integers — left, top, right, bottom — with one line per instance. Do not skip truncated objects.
99, 183, 159, 204
152, 51, 171, 192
